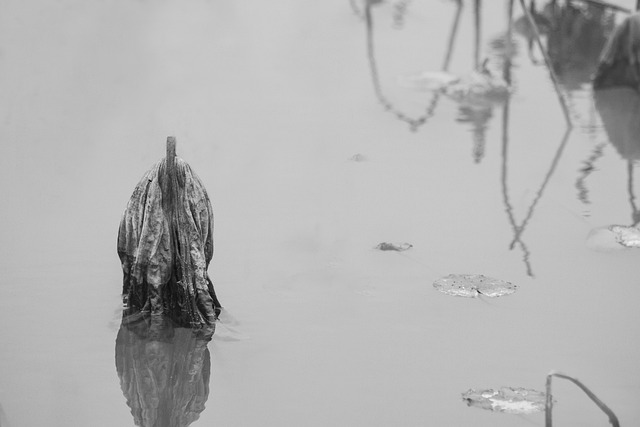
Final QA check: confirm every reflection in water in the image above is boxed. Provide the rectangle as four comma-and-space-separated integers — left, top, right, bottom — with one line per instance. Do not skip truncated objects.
364, 0, 463, 131
513, 0, 552, 64
115, 314, 213, 427
575, 142, 606, 205
501, 0, 533, 277
501, 107, 572, 277
0, 401, 8, 427
544, 1, 615, 92
588, 88, 640, 226
500, 0, 572, 276
513, 0, 615, 91
365, 0, 506, 161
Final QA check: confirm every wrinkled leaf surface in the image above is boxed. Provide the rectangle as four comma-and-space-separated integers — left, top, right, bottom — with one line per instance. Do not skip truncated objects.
609, 225, 640, 248
462, 387, 548, 414
433, 274, 517, 298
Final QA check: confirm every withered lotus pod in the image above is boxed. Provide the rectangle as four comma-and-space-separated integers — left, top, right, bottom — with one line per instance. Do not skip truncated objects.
117, 137, 221, 328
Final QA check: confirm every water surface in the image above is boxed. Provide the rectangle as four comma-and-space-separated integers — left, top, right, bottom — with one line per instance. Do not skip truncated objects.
1, 0, 639, 426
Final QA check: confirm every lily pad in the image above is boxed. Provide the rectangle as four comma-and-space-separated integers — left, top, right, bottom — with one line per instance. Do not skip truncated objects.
462, 387, 549, 414
609, 225, 640, 248
433, 274, 517, 298
375, 242, 413, 252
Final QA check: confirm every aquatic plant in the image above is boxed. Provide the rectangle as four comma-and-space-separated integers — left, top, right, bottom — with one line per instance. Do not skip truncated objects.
118, 137, 221, 329
545, 371, 620, 427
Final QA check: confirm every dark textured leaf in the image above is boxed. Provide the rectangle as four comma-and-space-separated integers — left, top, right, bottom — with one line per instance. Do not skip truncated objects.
118, 139, 221, 329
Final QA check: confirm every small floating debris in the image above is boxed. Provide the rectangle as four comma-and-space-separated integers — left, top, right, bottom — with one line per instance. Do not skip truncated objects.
349, 153, 367, 162
375, 242, 413, 252
462, 387, 549, 414
609, 225, 640, 248
433, 274, 517, 298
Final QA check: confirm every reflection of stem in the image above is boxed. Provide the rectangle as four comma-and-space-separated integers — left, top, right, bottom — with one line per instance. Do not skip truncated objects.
365, 1, 460, 131
501, 100, 534, 277
545, 371, 620, 427
518, 0, 573, 128
501, 0, 534, 277
442, 0, 463, 71
628, 161, 640, 226
509, 128, 573, 249
575, 142, 606, 205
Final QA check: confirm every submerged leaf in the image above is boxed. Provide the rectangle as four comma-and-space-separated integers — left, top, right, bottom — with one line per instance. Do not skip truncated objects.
609, 225, 640, 248
433, 274, 517, 298
375, 242, 413, 252
462, 387, 549, 414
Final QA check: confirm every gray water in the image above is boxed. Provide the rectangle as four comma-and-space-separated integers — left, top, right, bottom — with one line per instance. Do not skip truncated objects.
1, 0, 640, 426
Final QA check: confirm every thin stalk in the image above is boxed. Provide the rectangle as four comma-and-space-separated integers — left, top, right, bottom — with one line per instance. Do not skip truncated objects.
545, 371, 620, 427
518, 0, 573, 128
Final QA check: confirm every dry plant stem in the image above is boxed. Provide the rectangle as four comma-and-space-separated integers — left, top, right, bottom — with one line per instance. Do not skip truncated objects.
545, 371, 620, 427
518, 0, 573, 128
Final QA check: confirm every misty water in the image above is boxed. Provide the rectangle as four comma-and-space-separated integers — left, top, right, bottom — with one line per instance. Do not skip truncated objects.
1, 0, 640, 426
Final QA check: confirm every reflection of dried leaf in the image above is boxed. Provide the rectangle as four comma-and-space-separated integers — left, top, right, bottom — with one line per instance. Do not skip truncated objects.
462, 387, 549, 414
433, 274, 517, 298
375, 242, 413, 251
349, 153, 367, 162
609, 225, 640, 248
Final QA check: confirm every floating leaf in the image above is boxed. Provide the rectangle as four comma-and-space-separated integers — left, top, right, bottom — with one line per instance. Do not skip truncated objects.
609, 225, 640, 248
462, 387, 549, 414
433, 274, 517, 298
375, 242, 413, 252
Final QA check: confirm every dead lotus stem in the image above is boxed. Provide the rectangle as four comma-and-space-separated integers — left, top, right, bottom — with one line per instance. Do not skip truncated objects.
545, 371, 620, 427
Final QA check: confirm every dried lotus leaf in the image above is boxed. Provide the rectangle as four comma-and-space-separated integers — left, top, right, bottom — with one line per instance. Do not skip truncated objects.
609, 225, 640, 248
462, 387, 549, 414
433, 274, 517, 298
